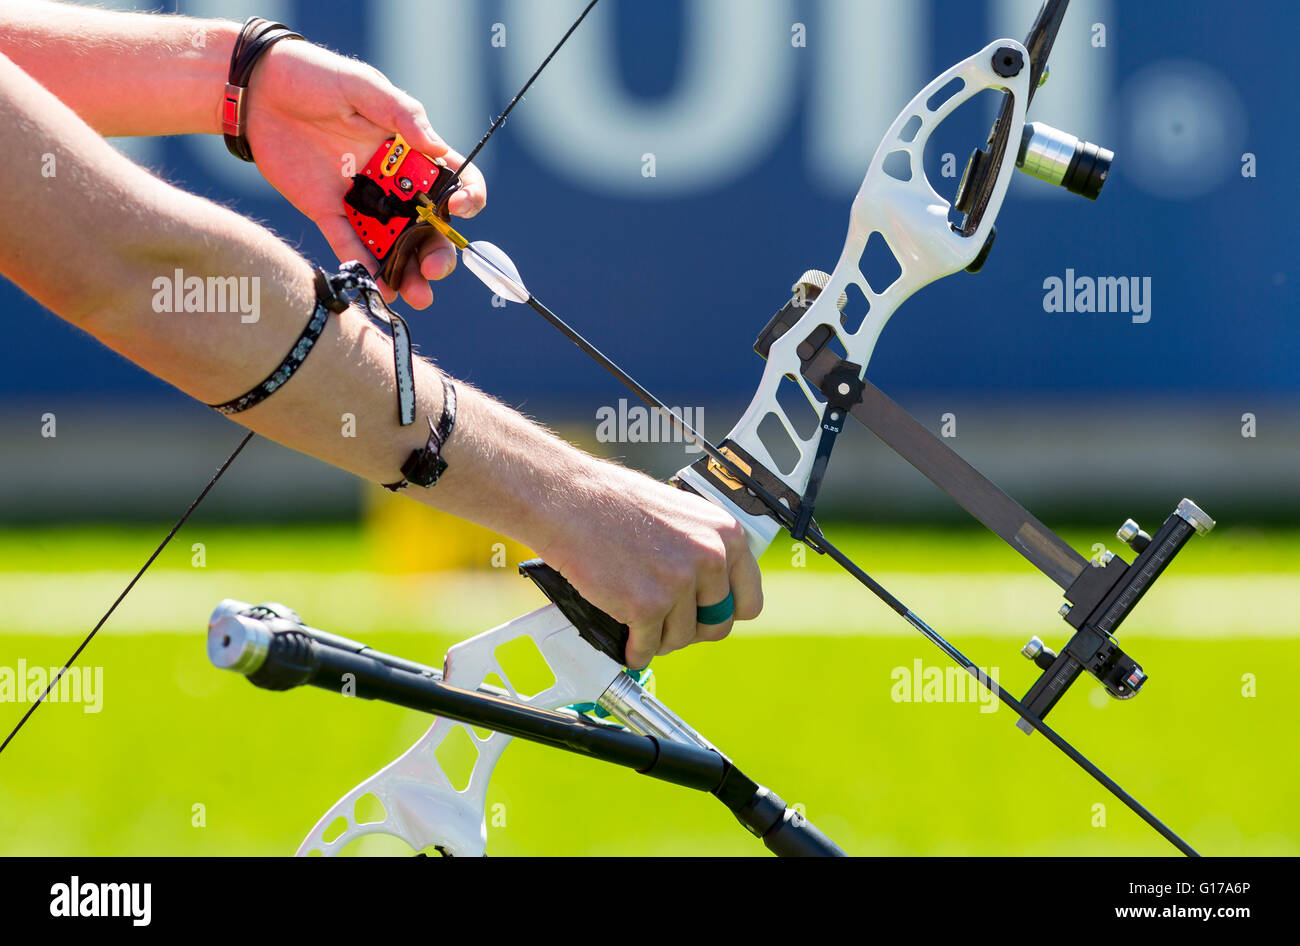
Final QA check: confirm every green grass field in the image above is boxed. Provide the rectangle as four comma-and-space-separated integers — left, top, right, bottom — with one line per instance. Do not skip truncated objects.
0, 521, 1295, 856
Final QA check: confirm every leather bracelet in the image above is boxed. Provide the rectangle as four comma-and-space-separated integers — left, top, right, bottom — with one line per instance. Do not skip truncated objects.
222, 16, 303, 162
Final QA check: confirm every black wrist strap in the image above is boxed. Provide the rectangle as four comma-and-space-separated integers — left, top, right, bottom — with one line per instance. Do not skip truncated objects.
222, 16, 304, 162
384, 376, 457, 492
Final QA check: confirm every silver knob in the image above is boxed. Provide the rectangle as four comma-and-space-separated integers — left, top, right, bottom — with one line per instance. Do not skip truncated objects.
1057, 603, 1072, 618
1176, 498, 1216, 535
791, 270, 848, 311
1021, 636, 1045, 660
1117, 519, 1141, 543
207, 613, 272, 674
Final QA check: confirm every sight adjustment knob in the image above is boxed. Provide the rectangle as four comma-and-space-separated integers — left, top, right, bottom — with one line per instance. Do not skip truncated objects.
1117, 518, 1152, 553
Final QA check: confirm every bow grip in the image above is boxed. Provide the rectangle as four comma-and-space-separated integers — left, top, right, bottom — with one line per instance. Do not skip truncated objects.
518, 559, 631, 667
344, 136, 459, 287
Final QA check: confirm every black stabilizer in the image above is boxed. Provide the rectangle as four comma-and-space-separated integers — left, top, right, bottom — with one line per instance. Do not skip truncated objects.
640, 737, 729, 793
763, 808, 847, 857
222, 608, 849, 855
247, 629, 319, 691
240, 624, 730, 790
714, 765, 846, 856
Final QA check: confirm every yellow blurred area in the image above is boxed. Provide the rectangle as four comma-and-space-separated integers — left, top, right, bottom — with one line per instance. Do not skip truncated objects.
361, 423, 612, 572
363, 484, 534, 572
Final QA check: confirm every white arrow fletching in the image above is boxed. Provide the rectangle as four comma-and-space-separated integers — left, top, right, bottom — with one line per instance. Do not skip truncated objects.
464, 241, 530, 303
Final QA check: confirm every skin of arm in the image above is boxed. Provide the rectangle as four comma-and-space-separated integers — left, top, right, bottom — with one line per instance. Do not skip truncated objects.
0, 51, 762, 669
0, 0, 484, 309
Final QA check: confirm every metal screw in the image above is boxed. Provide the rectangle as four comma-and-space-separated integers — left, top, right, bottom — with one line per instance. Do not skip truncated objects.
1021, 636, 1044, 659
1058, 603, 1072, 618
992, 46, 1024, 77
1116, 519, 1141, 543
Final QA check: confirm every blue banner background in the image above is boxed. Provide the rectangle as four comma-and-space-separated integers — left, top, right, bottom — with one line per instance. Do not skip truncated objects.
2, 0, 1294, 409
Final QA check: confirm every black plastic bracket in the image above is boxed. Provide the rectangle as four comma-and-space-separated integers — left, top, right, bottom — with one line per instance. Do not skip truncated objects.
519, 559, 630, 666
791, 362, 865, 540
1016, 500, 1213, 731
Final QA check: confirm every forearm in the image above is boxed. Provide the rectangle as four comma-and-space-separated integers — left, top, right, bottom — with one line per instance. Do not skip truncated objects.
0, 49, 597, 552
0, 0, 237, 136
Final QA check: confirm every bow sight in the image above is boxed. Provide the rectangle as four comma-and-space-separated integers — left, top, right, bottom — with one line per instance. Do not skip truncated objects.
1016, 500, 1215, 728
746, 277, 1215, 736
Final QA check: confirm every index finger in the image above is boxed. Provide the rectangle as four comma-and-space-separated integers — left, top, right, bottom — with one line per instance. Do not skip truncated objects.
624, 619, 660, 672
726, 539, 764, 623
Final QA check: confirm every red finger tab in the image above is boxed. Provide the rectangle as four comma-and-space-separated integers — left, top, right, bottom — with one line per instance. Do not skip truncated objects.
344, 135, 459, 284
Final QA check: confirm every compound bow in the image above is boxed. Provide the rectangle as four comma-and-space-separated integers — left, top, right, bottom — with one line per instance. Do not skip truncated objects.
6, 0, 1211, 857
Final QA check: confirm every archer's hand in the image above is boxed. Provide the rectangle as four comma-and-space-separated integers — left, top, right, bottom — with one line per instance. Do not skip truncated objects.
535, 465, 764, 670
242, 40, 486, 309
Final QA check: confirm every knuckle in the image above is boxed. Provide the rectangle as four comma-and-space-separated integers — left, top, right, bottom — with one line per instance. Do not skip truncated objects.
659, 561, 694, 594
718, 515, 747, 545
622, 589, 672, 629
689, 533, 728, 571
736, 586, 763, 621
627, 628, 656, 657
